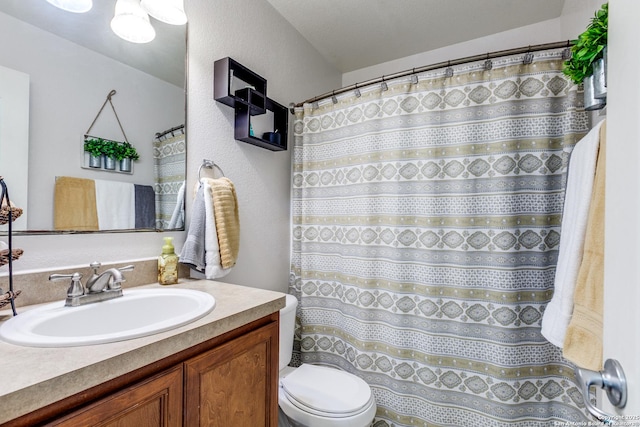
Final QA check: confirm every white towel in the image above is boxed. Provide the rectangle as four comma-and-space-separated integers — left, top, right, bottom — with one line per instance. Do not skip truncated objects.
202, 179, 231, 279
541, 120, 604, 347
94, 179, 135, 230
168, 181, 186, 229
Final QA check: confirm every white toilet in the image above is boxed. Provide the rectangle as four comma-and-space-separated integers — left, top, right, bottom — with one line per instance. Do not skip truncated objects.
279, 294, 377, 427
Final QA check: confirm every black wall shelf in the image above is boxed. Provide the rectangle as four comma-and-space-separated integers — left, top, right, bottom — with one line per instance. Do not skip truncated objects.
235, 97, 287, 151
214, 57, 287, 151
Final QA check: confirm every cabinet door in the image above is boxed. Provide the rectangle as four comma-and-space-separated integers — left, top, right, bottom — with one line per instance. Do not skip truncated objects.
47, 365, 183, 427
184, 321, 279, 427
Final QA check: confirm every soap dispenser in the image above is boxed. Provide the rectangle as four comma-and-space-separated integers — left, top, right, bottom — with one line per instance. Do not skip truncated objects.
158, 237, 178, 285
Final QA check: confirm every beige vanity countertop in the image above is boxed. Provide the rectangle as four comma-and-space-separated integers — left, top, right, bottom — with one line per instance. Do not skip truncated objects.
0, 280, 286, 424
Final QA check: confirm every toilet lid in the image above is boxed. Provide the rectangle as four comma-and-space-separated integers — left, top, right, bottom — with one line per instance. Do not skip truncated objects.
280, 364, 372, 417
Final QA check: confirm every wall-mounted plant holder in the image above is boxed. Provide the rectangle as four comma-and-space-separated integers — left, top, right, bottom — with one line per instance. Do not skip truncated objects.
214, 57, 287, 151
82, 90, 140, 172
81, 135, 136, 174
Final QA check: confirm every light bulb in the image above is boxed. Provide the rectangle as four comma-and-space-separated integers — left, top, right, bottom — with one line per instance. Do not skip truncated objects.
111, 0, 156, 44
141, 0, 187, 25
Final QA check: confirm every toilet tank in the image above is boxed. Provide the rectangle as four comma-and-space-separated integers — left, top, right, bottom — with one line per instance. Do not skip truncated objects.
279, 294, 298, 371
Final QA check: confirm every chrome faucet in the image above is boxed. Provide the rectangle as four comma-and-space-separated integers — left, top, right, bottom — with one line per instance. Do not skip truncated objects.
49, 262, 135, 307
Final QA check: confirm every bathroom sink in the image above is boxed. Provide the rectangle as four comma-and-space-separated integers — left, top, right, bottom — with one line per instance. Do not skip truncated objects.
0, 288, 215, 347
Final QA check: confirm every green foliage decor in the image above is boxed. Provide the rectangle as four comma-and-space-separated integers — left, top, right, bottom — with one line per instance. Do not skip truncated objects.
83, 137, 105, 157
117, 142, 140, 161
84, 137, 140, 161
563, 3, 608, 84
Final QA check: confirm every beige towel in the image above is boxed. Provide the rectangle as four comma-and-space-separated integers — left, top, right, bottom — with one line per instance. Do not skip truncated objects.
563, 121, 606, 370
201, 177, 240, 269
54, 176, 99, 231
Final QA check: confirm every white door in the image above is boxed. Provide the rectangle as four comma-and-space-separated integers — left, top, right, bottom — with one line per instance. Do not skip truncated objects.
603, 0, 640, 419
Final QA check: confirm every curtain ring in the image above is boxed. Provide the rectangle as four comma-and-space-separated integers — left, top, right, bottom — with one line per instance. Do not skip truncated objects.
523, 47, 534, 65
445, 61, 454, 78
484, 54, 493, 71
381, 75, 388, 92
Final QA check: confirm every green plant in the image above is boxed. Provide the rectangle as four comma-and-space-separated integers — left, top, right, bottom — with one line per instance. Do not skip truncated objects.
83, 137, 105, 157
563, 3, 608, 84
117, 142, 140, 161
101, 139, 120, 159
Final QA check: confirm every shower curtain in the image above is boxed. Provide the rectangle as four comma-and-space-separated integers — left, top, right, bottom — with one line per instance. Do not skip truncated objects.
153, 129, 186, 229
289, 48, 590, 426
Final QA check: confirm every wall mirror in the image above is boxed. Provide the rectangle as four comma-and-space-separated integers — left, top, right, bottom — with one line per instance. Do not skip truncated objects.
0, 0, 186, 234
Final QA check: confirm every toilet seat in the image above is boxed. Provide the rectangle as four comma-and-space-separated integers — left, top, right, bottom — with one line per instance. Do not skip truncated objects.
280, 364, 373, 418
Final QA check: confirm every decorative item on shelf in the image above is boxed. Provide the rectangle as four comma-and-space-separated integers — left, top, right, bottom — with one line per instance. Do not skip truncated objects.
83, 90, 139, 173
563, 2, 607, 110
0, 177, 22, 316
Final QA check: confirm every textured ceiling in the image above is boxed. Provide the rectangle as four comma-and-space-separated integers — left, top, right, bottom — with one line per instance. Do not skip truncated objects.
266, 0, 566, 72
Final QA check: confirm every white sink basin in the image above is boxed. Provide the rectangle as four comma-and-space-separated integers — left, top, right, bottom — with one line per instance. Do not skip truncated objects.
0, 288, 215, 347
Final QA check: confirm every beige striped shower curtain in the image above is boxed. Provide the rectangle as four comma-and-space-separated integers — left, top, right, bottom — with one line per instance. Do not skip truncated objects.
289, 48, 591, 426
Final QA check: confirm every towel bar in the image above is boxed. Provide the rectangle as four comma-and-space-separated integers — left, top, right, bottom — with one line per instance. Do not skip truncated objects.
198, 159, 225, 178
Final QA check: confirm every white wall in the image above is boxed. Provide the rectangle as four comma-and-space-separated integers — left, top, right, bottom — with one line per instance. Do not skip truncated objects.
0, 11, 185, 231
343, 0, 603, 87
342, 19, 561, 86
184, 0, 341, 293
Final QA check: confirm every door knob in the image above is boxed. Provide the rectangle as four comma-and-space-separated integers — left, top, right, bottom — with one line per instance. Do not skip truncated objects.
575, 359, 627, 424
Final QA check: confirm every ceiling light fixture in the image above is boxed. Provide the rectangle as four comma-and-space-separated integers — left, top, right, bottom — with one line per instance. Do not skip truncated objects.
110, 0, 156, 44
45, 0, 93, 13
140, 0, 187, 26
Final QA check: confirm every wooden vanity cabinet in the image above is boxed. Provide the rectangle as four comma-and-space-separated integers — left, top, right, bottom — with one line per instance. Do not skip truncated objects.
184, 320, 279, 426
47, 365, 183, 427
3, 313, 279, 427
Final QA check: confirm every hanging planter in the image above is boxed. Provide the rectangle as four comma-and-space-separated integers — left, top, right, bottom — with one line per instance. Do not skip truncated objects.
100, 138, 119, 170
119, 158, 132, 173
84, 137, 105, 168
104, 156, 117, 170
584, 74, 606, 111
115, 142, 140, 173
562, 3, 607, 110
592, 46, 607, 99
83, 90, 139, 174
88, 154, 102, 168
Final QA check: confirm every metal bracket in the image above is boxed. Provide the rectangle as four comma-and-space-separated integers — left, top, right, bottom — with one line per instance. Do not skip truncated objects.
575, 359, 627, 424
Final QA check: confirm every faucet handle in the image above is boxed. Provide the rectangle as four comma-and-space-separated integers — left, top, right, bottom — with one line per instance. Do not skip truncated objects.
108, 265, 134, 291
49, 272, 85, 298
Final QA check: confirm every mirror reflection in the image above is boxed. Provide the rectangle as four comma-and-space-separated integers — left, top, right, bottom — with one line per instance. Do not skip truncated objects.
0, 0, 186, 233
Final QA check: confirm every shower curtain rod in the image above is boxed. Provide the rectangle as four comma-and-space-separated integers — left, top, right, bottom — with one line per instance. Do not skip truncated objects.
291, 40, 573, 112
155, 124, 185, 139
